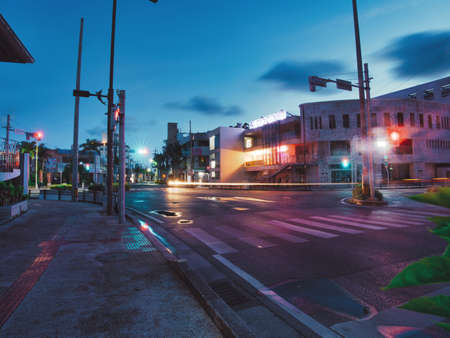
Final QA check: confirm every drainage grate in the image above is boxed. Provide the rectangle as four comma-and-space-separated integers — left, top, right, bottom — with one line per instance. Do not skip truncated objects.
177, 219, 193, 224
209, 280, 250, 307
154, 210, 179, 217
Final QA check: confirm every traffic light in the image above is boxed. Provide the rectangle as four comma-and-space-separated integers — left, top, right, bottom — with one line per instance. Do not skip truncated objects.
34, 131, 43, 141
389, 131, 400, 147
341, 157, 350, 168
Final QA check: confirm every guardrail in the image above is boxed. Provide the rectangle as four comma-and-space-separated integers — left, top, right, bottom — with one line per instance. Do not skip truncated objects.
29, 189, 104, 204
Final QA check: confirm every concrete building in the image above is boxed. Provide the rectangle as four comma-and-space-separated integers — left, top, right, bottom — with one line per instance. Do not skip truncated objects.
376, 76, 450, 104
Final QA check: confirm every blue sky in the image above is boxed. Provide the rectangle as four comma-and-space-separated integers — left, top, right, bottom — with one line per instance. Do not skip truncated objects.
1, 0, 449, 157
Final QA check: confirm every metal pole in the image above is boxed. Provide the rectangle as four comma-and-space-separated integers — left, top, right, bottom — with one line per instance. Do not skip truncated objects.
190, 120, 193, 182
72, 18, 84, 202
106, 0, 117, 215
352, 0, 368, 192
364, 63, 375, 200
118, 90, 126, 224
35, 142, 38, 189
5, 114, 10, 156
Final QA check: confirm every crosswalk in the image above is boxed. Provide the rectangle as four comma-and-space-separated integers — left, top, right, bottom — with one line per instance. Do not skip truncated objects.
177, 208, 449, 254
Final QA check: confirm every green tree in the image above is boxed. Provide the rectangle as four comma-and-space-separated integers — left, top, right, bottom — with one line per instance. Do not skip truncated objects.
80, 138, 103, 154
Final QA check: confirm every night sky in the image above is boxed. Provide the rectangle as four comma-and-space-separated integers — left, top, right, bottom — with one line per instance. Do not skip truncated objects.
1, 0, 449, 161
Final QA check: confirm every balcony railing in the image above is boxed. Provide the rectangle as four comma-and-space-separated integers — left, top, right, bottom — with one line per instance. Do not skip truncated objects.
0, 138, 20, 172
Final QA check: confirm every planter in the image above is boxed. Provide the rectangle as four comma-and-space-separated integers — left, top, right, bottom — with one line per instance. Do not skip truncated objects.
0, 200, 28, 220
346, 197, 388, 206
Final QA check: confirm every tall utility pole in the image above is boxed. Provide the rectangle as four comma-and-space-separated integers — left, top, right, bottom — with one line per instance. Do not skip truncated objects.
364, 63, 375, 200
189, 120, 193, 182
5, 114, 10, 156
106, 0, 118, 215
72, 18, 84, 202
118, 90, 126, 224
352, 0, 369, 193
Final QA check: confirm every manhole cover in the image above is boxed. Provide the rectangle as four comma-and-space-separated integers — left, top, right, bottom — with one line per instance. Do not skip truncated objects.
153, 210, 180, 217
177, 219, 193, 224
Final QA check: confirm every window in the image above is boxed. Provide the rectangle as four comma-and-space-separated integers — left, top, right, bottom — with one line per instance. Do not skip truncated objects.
371, 113, 377, 127
384, 113, 391, 127
410, 113, 415, 127
424, 89, 434, 100
310, 117, 314, 130
330, 141, 350, 155
428, 115, 433, 128
419, 113, 424, 128
329, 115, 336, 129
209, 135, 215, 150
436, 116, 441, 129
244, 136, 253, 149
318, 116, 322, 129
314, 117, 318, 130
343, 114, 349, 128
397, 112, 404, 127
357, 114, 361, 128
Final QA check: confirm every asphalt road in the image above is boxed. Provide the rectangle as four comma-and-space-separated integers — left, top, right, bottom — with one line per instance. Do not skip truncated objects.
125, 185, 450, 333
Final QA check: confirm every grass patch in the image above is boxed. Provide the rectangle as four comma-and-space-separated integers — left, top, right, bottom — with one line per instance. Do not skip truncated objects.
383, 256, 450, 290
399, 295, 450, 318
430, 217, 450, 243
437, 322, 450, 331
409, 187, 450, 208
49, 183, 72, 190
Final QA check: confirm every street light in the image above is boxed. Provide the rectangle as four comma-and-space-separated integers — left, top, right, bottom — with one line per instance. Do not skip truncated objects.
33, 131, 43, 190
138, 148, 149, 155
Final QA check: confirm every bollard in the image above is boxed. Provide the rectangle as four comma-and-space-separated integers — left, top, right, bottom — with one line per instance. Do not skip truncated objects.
43, 190, 47, 200
58, 190, 61, 200
83, 190, 86, 201
93, 190, 97, 203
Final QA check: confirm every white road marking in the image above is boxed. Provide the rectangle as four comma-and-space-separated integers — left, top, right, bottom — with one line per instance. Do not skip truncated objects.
213, 254, 340, 338
330, 215, 408, 228
146, 214, 165, 224
184, 228, 237, 254
270, 220, 338, 239
374, 211, 429, 220
394, 209, 450, 217
243, 222, 308, 243
366, 215, 424, 225
217, 226, 276, 248
233, 207, 249, 211
289, 218, 363, 234
233, 196, 274, 203
311, 216, 386, 230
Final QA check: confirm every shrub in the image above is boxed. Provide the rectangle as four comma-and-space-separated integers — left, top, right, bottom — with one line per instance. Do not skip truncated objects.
49, 184, 72, 191
352, 184, 383, 201
89, 183, 104, 192
112, 182, 130, 192
0, 182, 26, 206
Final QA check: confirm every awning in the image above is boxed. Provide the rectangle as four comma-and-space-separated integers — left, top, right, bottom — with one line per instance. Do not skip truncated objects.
0, 14, 34, 63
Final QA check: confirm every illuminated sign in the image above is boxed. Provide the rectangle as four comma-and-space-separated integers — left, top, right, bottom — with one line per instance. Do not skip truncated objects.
209, 135, 215, 150
244, 137, 253, 149
250, 110, 287, 129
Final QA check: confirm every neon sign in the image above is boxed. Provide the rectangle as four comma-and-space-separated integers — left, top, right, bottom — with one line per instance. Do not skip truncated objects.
250, 110, 287, 129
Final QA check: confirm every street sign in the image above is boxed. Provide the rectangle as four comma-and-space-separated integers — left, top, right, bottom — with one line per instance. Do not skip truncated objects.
336, 79, 352, 91
73, 89, 91, 97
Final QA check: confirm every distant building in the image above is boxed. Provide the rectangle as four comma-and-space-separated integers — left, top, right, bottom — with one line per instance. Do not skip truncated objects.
376, 76, 450, 104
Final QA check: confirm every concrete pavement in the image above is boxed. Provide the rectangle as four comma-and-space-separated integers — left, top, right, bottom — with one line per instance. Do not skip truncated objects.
0, 200, 221, 337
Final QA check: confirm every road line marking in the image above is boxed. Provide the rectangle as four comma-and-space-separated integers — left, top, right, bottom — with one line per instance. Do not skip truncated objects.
217, 226, 276, 248
233, 196, 274, 203
374, 211, 429, 220
233, 207, 249, 211
243, 222, 308, 243
146, 214, 165, 224
311, 216, 386, 230
184, 228, 237, 254
330, 215, 408, 228
213, 254, 340, 338
393, 209, 450, 217
289, 218, 363, 234
366, 215, 423, 225
270, 220, 338, 238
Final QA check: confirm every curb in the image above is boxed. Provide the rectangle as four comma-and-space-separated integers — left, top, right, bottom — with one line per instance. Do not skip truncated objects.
126, 209, 255, 338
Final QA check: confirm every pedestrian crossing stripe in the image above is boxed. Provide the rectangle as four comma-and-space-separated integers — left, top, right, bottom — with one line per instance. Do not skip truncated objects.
366, 214, 424, 225
311, 216, 386, 230
330, 215, 408, 228
289, 218, 363, 234
217, 225, 276, 248
373, 211, 430, 220
269, 220, 338, 238
184, 228, 237, 254
391, 209, 450, 217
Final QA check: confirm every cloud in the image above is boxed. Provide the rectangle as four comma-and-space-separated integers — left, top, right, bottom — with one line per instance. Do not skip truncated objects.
165, 96, 243, 116
377, 30, 450, 78
259, 60, 346, 91
86, 126, 104, 137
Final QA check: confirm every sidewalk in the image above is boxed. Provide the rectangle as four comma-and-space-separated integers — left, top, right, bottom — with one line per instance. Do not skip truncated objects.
0, 201, 221, 337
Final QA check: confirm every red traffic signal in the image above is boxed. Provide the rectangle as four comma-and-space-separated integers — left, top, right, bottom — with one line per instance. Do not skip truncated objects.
34, 131, 43, 141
